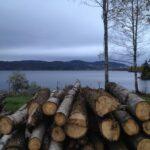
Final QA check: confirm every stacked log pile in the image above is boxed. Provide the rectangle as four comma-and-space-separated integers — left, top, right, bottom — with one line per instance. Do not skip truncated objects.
0, 91, 7, 113
0, 81, 149, 150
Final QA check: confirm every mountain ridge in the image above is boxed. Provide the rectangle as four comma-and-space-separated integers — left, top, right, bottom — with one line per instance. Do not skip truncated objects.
0, 60, 128, 70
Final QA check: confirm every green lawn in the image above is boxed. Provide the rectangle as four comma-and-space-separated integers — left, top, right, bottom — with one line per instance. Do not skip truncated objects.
5, 95, 32, 112
140, 94, 150, 102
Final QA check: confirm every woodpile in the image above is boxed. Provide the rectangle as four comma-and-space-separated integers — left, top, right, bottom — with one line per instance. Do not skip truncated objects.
0, 81, 149, 150
0, 91, 7, 113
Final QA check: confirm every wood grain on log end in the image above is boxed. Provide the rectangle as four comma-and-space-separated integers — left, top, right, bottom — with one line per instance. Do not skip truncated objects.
137, 138, 150, 150
136, 102, 150, 121
54, 113, 66, 126
123, 119, 139, 136
28, 137, 41, 150
143, 120, 150, 135
65, 124, 87, 139
96, 96, 119, 116
0, 117, 13, 134
100, 119, 120, 141
51, 126, 65, 142
42, 102, 57, 116
28, 102, 39, 115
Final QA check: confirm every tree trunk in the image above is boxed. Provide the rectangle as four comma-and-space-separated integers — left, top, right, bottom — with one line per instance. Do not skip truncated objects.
48, 140, 62, 150
0, 104, 27, 134
143, 120, 150, 135
54, 81, 80, 126
28, 123, 45, 150
51, 125, 66, 142
106, 82, 150, 121
114, 110, 139, 136
42, 90, 66, 116
82, 88, 119, 117
65, 95, 88, 139
99, 117, 120, 141
103, 0, 109, 89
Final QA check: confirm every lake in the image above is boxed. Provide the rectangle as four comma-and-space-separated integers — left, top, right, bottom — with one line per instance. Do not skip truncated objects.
0, 71, 149, 93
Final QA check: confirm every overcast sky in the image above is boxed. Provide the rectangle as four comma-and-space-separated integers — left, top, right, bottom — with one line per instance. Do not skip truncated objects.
0, 0, 149, 62
0, 0, 104, 61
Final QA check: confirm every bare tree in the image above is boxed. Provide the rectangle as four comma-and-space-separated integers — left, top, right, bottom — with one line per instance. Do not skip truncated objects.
110, 0, 150, 93
83, 0, 110, 89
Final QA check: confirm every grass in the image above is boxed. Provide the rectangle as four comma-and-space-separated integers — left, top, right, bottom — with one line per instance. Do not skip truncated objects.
139, 93, 150, 102
5, 95, 32, 112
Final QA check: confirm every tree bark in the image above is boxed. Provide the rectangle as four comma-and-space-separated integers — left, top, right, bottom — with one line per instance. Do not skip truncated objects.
65, 95, 88, 139
27, 89, 50, 127
48, 140, 62, 150
0, 104, 27, 134
106, 82, 150, 121
42, 90, 66, 116
54, 81, 80, 126
82, 88, 119, 117
103, 0, 109, 89
28, 123, 45, 150
114, 110, 139, 136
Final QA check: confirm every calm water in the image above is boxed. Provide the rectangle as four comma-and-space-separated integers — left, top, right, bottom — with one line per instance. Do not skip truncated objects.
0, 71, 149, 93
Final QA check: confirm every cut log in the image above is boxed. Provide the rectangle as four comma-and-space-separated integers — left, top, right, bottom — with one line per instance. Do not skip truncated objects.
0, 104, 27, 134
42, 90, 66, 116
114, 110, 139, 136
27, 89, 50, 127
143, 120, 150, 135
83, 143, 95, 150
0, 134, 13, 150
41, 131, 51, 150
51, 126, 66, 142
27, 88, 50, 115
54, 81, 80, 126
82, 88, 120, 117
99, 117, 120, 141
89, 134, 104, 150
65, 95, 88, 139
4, 130, 26, 150
106, 82, 150, 121
48, 140, 62, 150
126, 134, 150, 150
28, 123, 45, 150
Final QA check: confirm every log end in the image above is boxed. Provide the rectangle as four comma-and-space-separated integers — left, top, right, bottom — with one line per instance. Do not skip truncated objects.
123, 119, 139, 136
100, 119, 120, 141
137, 138, 150, 150
96, 96, 119, 117
28, 102, 39, 115
143, 121, 150, 135
52, 126, 65, 142
0, 117, 13, 134
55, 113, 66, 126
136, 102, 150, 121
65, 124, 87, 139
28, 138, 41, 150
42, 102, 57, 116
